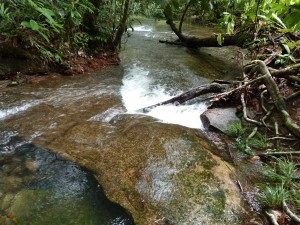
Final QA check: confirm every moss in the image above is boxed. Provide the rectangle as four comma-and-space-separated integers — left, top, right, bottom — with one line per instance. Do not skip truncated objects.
207, 189, 226, 217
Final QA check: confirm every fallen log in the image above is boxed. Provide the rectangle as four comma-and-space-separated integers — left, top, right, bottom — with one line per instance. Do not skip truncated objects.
138, 83, 229, 113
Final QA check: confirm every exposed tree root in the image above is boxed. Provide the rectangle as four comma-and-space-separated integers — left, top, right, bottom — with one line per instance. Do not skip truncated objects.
283, 201, 300, 224
244, 60, 300, 138
265, 210, 280, 225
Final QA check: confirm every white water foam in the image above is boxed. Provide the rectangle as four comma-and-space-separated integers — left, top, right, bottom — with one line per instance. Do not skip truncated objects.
133, 25, 153, 32
0, 101, 40, 120
121, 65, 206, 129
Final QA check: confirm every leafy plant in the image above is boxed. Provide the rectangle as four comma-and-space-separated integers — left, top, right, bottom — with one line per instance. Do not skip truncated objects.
226, 121, 246, 138
248, 132, 268, 149
263, 158, 297, 186
234, 137, 255, 156
259, 184, 288, 208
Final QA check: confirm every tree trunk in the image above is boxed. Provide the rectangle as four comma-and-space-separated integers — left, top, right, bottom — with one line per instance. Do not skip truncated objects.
112, 0, 131, 51
163, 8, 251, 48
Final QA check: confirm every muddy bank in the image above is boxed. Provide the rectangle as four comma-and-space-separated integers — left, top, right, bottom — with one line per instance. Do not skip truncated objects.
0, 53, 120, 85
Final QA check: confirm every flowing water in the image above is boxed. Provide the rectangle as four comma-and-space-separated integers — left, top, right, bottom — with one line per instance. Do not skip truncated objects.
0, 20, 245, 224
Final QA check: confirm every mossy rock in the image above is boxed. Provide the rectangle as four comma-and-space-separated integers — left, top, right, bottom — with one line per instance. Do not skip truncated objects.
45, 114, 247, 225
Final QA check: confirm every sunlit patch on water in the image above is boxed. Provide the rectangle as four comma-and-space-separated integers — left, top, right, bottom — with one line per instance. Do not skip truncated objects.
120, 65, 206, 129
0, 101, 41, 120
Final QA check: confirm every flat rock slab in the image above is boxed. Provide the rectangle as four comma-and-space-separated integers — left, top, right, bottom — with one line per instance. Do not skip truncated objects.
44, 115, 246, 225
201, 107, 240, 133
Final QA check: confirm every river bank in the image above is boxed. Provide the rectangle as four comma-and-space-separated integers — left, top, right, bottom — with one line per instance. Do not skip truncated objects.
0, 20, 274, 225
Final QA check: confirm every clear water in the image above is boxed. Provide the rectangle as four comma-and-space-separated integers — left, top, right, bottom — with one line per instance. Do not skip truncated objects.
0, 133, 134, 225
0, 20, 231, 225
120, 22, 214, 129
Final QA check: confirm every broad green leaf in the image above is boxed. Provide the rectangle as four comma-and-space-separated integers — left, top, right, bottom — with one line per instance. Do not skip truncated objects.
29, 19, 39, 31
282, 44, 290, 54
271, 13, 287, 29
37, 30, 50, 42
217, 33, 223, 46
21, 21, 31, 28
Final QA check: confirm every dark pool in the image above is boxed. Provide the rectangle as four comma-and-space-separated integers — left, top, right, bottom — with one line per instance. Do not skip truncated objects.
0, 132, 134, 225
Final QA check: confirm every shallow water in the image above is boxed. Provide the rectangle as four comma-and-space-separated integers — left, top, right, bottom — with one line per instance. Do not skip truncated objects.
0, 132, 134, 225
0, 20, 243, 225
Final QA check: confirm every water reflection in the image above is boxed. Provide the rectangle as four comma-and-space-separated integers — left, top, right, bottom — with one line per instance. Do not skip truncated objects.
0, 133, 134, 225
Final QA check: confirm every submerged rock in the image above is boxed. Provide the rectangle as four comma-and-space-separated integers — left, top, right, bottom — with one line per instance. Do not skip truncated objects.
45, 114, 247, 225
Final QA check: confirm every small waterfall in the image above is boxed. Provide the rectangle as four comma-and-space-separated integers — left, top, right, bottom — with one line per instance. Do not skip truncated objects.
120, 64, 207, 129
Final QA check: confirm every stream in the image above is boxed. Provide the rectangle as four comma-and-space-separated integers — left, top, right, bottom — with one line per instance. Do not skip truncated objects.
1, 20, 249, 225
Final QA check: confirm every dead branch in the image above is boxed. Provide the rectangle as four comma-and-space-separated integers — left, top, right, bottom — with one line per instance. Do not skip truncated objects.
257, 151, 300, 156
286, 90, 300, 102
211, 75, 267, 101
241, 92, 264, 126
270, 63, 300, 77
268, 136, 297, 141
138, 83, 228, 113
246, 127, 258, 144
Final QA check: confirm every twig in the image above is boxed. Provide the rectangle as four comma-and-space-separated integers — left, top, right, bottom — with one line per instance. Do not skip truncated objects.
262, 106, 274, 124
264, 53, 278, 66
288, 75, 300, 83
260, 90, 268, 113
286, 90, 300, 102
274, 121, 279, 147
257, 151, 300, 156
246, 60, 300, 138
268, 136, 297, 141
211, 75, 267, 101
246, 127, 258, 143
283, 201, 300, 223
270, 63, 300, 77
241, 92, 263, 126
236, 180, 244, 193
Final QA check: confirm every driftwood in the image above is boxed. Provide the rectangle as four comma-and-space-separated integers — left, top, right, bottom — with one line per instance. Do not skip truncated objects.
138, 83, 229, 113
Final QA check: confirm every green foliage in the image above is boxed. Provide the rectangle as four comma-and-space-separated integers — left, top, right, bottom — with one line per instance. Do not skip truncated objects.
263, 158, 297, 186
0, 0, 127, 64
227, 121, 268, 156
143, 2, 164, 18
220, 12, 235, 34
226, 121, 246, 138
259, 184, 288, 208
248, 132, 268, 149
259, 158, 300, 209
234, 137, 255, 156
